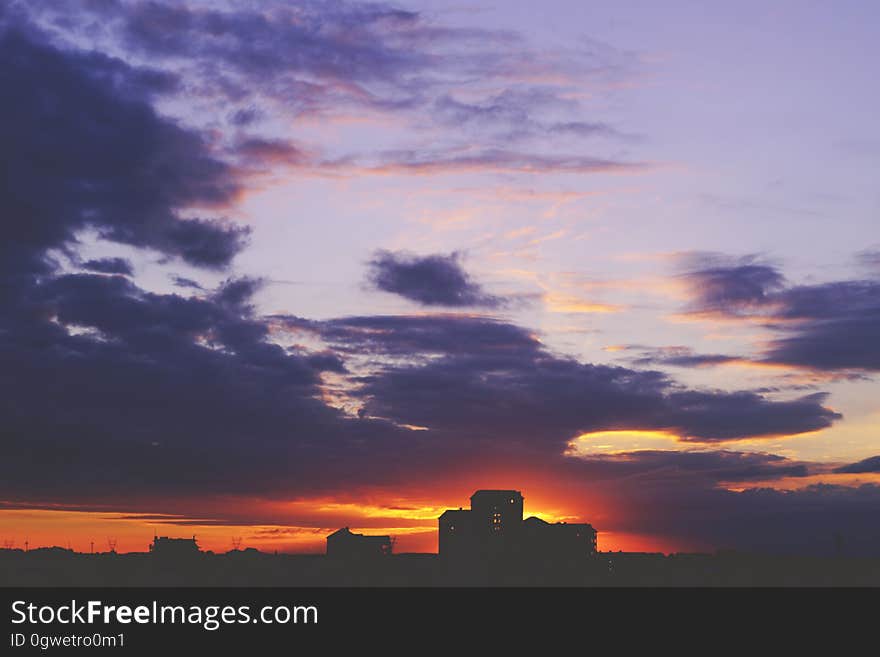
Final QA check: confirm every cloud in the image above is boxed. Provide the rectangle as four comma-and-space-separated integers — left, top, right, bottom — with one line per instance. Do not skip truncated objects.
118, 0, 426, 94
81, 258, 134, 276
677, 253, 785, 316
362, 147, 648, 176
354, 345, 840, 445
535, 449, 880, 555
858, 248, 880, 273
366, 250, 504, 308
0, 270, 394, 502
275, 314, 539, 357
279, 315, 843, 445
0, 18, 376, 502
233, 137, 310, 167
594, 464, 880, 556
18, 0, 642, 180
228, 106, 262, 126
432, 90, 624, 141
170, 275, 204, 290
624, 345, 741, 368
0, 21, 248, 273
677, 253, 880, 371
834, 456, 880, 474
565, 449, 811, 483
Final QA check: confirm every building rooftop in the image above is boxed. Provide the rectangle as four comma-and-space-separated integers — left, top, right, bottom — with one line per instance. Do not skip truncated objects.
326, 527, 391, 541
470, 489, 522, 499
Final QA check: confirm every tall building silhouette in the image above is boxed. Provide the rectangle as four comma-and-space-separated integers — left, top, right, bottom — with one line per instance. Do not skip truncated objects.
439, 489, 597, 560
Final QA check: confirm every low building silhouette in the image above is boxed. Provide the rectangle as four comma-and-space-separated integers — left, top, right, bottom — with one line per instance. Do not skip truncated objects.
326, 527, 392, 559
149, 535, 200, 558
520, 516, 597, 557
439, 489, 597, 561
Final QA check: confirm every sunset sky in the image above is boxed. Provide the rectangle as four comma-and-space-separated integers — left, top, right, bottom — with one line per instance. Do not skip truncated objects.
1, 0, 879, 556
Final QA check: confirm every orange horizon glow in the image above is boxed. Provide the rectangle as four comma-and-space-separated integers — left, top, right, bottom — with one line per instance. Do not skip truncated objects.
10, 450, 866, 557
0, 471, 667, 555
0, 506, 689, 555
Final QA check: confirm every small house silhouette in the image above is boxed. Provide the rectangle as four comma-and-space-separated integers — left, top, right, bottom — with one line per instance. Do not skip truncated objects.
326, 527, 392, 559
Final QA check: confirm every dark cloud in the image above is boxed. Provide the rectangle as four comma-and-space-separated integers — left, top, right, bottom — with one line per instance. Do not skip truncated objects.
598, 467, 880, 556
625, 346, 740, 368
279, 315, 843, 445
19, 0, 640, 176
678, 253, 785, 316
367, 250, 504, 308
81, 257, 134, 276
764, 311, 880, 371
212, 276, 264, 312
228, 106, 262, 126
678, 253, 880, 371
170, 275, 204, 290
566, 449, 810, 483
531, 449, 880, 555
0, 270, 406, 502
355, 345, 840, 445
834, 456, 880, 474
0, 17, 372, 502
275, 314, 539, 357
0, 22, 248, 272
660, 391, 839, 442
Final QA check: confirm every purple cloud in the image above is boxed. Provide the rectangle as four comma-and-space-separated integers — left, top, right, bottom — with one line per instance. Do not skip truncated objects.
367, 251, 505, 308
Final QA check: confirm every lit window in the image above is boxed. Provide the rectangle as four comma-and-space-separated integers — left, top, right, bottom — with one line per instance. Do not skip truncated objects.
492, 511, 502, 531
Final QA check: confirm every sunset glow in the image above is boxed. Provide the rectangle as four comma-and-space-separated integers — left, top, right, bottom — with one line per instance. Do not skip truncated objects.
1, 0, 879, 560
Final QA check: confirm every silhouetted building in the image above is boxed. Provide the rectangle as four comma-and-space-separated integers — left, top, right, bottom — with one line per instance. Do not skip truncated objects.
471, 490, 524, 535
149, 535, 200, 557
521, 516, 597, 557
326, 527, 392, 559
438, 508, 473, 557
440, 490, 524, 557
439, 489, 597, 561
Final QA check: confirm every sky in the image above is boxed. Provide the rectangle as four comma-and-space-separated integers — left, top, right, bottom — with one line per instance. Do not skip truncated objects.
1, 0, 879, 556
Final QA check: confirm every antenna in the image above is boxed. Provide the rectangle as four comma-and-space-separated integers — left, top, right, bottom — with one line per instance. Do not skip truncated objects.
90, 541, 94, 554
107, 537, 118, 553
231, 536, 242, 550
1, 539, 13, 549
24, 538, 29, 552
